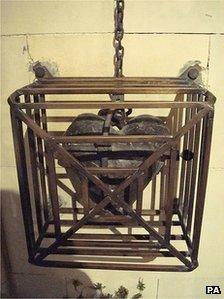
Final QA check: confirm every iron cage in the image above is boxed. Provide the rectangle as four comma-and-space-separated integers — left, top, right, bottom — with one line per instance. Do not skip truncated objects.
8, 69, 215, 272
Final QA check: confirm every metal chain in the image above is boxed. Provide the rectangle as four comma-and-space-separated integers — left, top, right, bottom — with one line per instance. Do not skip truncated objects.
113, 0, 124, 77
109, 0, 125, 102
104, 0, 132, 123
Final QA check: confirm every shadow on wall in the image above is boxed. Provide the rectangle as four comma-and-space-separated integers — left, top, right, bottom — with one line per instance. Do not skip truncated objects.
1, 189, 95, 298
1, 222, 14, 298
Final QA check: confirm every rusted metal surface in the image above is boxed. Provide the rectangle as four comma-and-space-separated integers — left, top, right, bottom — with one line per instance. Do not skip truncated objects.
8, 75, 215, 271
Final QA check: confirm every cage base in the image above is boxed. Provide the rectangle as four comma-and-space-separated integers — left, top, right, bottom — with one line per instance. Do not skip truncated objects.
29, 210, 197, 272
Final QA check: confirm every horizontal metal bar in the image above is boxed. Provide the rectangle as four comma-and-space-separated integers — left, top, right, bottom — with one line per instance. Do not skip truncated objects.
60, 208, 164, 216
37, 76, 189, 82
56, 168, 137, 176
33, 83, 193, 88
49, 219, 181, 227
33, 260, 191, 272
44, 232, 185, 241
38, 247, 189, 257
53, 134, 173, 143
45, 115, 167, 122
16, 101, 206, 110
81, 167, 137, 175
61, 239, 162, 248
21, 86, 203, 94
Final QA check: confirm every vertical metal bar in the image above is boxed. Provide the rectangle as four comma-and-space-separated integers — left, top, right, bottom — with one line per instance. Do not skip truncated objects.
164, 159, 170, 211
81, 176, 89, 215
150, 176, 156, 221
40, 94, 48, 132
101, 111, 113, 167
129, 182, 137, 206
179, 94, 191, 212
166, 115, 173, 133
158, 160, 168, 236
127, 227, 132, 235
45, 143, 61, 236
186, 94, 203, 234
177, 106, 184, 149
71, 195, 77, 222
10, 108, 36, 259
173, 108, 178, 134
191, 110, 214, 262
25, 95, 43, 234
136, 174, 144, 215
33, 95, 49, 221
183, 95, 197, 223
159, 164, 166, 209
165, 146, 177, 243
172, 95, 184, 210
166, 94, 184, 134
173, 107, 183, 203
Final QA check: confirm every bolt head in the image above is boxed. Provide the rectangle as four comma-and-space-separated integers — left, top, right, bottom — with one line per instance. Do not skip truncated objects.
34, 66, 45, 78
188, 68, 199, 80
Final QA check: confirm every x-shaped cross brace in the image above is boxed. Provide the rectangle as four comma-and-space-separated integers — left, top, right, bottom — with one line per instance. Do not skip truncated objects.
36, 139, 192, 268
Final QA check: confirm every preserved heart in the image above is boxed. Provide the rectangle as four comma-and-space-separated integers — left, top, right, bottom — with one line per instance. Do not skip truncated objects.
60, 112, 169, 215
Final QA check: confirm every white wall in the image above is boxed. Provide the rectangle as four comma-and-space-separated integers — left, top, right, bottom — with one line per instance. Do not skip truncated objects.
1, 1, 224, 298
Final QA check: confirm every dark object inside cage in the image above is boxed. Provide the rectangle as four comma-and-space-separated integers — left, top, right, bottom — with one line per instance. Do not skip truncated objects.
8, 0, 215, 272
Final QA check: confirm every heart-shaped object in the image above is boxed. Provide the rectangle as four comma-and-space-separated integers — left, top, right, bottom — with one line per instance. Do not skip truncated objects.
61, 113, 169, 214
